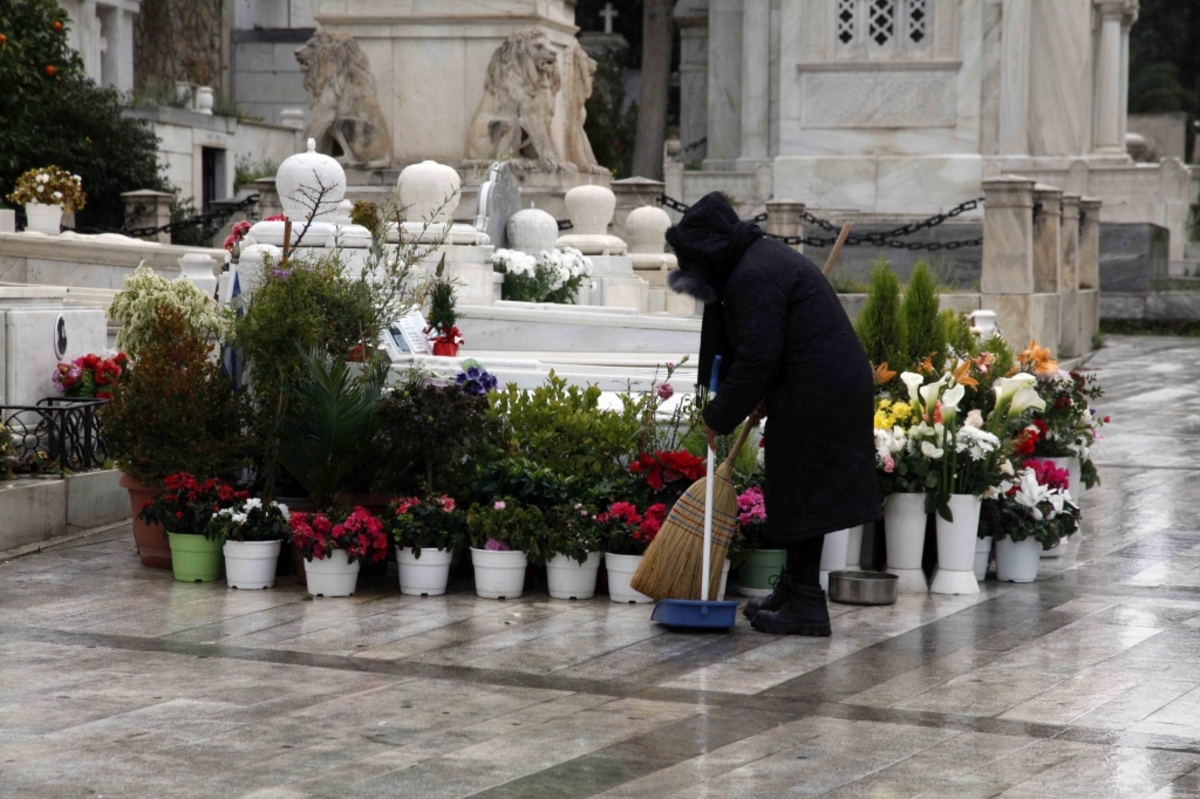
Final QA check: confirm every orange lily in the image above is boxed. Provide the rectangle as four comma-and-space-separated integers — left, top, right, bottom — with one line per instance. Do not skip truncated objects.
918, 356, 936, 375
952, 360, 979, 389
873, 362, 898, 386
1019, 339, 1059, 375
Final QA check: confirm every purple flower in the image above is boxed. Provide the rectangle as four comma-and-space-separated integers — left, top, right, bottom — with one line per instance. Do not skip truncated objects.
270, 268, 293, 280
657, 383, 674, 400
484, 538, 511, 551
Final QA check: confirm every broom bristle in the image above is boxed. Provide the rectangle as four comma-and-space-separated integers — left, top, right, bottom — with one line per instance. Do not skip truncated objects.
630, 464, 739, 601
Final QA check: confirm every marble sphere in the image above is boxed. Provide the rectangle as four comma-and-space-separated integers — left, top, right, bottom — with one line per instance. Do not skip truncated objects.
275, 138, 346, 225
625, 206, 672, 254
506, 208, 559, 255
398, 160, 462, 224
564, 185, 617, 235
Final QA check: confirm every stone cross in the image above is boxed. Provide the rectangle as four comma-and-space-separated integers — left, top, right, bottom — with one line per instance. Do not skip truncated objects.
600, 2, 619, 34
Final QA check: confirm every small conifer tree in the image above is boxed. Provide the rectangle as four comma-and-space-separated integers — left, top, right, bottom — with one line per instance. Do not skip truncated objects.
902, 261, 944, 367
854, 257, 907, 374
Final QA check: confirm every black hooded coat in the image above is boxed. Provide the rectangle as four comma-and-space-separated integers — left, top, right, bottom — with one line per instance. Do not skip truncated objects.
667, 192, 883, 542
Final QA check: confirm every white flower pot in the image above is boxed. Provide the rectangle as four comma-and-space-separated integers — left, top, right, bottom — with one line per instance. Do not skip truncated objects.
996, 537, 1042, 582
1040, 538, 1065, 558
819, 528, 850, 593
605, 552, 654, 603
195, 86, 214, 115
24, 202, 62, 235
930, 495, 982, 595
305, 549, 360, 597
223, 539, 281, 589
884, 493, 928, 593
973, 536, 993, 581
397, 546, 453, 597
471, 547, 528, 599
546, 552, 601, 600
845, 525, 864, 571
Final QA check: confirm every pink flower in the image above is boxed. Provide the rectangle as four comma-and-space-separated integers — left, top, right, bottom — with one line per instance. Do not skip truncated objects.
883, 454, 895, 474
440, 496, 456, 513
484, 538, 511, 551
657, 383, 674, 400
493, 501, 506, 510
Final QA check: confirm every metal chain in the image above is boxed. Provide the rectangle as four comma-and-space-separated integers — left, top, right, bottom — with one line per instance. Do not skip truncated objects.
73, 193, 261, 239
657, 194, 984, 251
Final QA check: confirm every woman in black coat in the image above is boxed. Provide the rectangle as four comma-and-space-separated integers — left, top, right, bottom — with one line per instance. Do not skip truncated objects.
666, 192, 882, 636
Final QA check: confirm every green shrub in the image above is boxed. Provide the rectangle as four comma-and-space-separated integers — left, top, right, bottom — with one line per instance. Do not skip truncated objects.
902, 261, 944, 366
854, 257, 907, 372
487, 374, 641, 489
108, 264, 230, 357
0, 0, 167, 229
940, 309, 979, 357
102, 307, 250, 485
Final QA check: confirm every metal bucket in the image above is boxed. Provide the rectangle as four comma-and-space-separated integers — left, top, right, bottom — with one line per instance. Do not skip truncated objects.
828, 571, 899, 606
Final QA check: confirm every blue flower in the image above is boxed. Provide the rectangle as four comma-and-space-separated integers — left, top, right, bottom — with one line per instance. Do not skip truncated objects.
455, 372, 468, 385
466, 366, 481, 379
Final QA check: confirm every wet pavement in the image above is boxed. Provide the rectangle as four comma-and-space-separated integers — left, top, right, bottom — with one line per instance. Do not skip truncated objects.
4, 335, 1200, 798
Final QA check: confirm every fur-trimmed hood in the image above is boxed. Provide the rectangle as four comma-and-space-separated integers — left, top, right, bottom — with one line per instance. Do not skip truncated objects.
664, 192, 764, 304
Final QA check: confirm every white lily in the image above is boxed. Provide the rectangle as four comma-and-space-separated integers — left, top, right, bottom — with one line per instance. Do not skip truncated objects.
901, 372, 925, 405
920, 441, 944, 460
941, 384, 966, 424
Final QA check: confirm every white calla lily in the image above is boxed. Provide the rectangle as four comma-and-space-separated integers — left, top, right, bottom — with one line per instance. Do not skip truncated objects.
993, 373, 1036, 405
1009, 385, 1046, 415
900, 372, 924, 405
940, 384, 966, 424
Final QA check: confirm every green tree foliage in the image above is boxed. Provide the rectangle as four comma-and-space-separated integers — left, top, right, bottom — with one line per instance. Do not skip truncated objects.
584, 49, 637, 178
0, 0, 167, 229
1128, 0, 1200, 159
902, 261, 944, 366
940, 309, 979, 358
854, 257, 907, 372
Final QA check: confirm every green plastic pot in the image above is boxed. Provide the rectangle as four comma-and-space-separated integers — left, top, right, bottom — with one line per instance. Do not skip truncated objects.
167, 532, 223, 583
738, 548, 787, 596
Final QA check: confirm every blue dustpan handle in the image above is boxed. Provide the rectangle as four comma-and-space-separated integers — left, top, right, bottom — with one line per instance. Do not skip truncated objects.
710, 355, 722, 394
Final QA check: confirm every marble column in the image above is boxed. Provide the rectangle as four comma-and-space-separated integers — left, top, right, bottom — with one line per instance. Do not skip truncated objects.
738, 0, 770, 166
981, 175, 1036, 294
1032, 184, 1063, 295
1078, 197, 1103, 289
998, 0, 1032, 155
675, 0, 709, 163
1118, 5, 1137, 148
1092, 1, 1126, 155
1059, 193, 1082, 357
764, 199, 805, 255
78, 0, 101, 83
705, 0, 743, 168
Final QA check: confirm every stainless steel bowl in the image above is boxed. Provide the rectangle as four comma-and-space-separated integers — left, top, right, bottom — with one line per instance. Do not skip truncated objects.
828, 571, 899, 606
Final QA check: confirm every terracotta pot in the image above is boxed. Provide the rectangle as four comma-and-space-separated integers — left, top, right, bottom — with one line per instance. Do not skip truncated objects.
119, 472, 171, 568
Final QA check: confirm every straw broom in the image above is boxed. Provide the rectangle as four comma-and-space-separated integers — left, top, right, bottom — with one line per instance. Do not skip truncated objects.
630, 421, 756, 601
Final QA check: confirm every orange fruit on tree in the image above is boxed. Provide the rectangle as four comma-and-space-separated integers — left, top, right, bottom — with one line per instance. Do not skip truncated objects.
44, 64, 56, 76
52, 20, 63, 31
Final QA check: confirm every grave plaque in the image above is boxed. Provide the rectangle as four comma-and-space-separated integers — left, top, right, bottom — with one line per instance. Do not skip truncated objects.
475, 163, 521, 250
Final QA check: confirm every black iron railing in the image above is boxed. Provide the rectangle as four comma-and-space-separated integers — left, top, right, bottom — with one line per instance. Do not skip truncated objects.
1, 398, 108, 472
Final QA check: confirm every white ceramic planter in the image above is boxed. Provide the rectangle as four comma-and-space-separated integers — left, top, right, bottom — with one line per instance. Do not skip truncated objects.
930, 494, 982, 595
305, 549, 360, 597
973, 536, 993, 581
223, 539, 281, 589
996, 537, 1042, 582
546, 552, 601, 600
195, 86, 214, 114
397, 546, 454, 597
24, 202, 62, 234
471, 547, 528, 599
845, 525, 864, 571
818, 528, 850, 593
1040, 538, 1065, 558
605, 552, 654, 603
884, 493, 928, 593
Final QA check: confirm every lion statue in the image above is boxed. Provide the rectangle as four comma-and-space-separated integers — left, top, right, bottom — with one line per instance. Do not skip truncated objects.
467, 28, 565, 172
559, 39, 608, 174
296, 30, 391, 168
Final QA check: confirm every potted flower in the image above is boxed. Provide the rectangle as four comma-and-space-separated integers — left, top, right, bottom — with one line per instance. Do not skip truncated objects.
52, 352, 127, 400
425, 263, 463, 357
288, 507, 389, 597
466, 500, 545, 599
600, 501, 667, 604
873, 396, 931, 593
7, 165, 85, 234
385, 495, 466, 596
733, 486, 784, 597
102, 306, 248, 568
138, 473, 249, 582
985, 460, 1080, 582
543, 504, 605, 600
902, 371, 1003, 596
1022, 362, 1107, 504
210, 499, 291, 589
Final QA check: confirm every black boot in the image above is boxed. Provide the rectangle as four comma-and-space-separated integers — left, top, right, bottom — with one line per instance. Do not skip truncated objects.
750, 581, 832, 636
741, 570, 791, 619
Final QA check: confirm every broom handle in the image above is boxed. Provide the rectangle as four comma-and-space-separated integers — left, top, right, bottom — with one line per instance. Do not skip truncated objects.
822, 223, 852, 278
703, 355, 723, 602
723, 417, 757, 469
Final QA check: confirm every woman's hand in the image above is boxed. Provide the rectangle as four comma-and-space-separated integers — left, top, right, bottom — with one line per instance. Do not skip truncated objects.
748, 399, 767, 427
705, 423, 718, 453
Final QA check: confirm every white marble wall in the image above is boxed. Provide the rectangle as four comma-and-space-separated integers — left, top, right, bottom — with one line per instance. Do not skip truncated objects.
1029, 0, 1094, 157
705, 0, 743, 168
61, 0, 139, 92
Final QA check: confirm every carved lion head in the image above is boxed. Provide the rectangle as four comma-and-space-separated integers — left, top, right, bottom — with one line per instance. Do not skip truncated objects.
296, 29, 376, 97
486, 28, 562, 98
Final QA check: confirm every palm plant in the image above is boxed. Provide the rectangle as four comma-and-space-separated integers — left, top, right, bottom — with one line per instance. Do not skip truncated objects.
277, 349, 388, 510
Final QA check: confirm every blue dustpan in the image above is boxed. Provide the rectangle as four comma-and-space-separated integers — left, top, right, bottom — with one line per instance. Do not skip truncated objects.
651, 356, 740, 630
